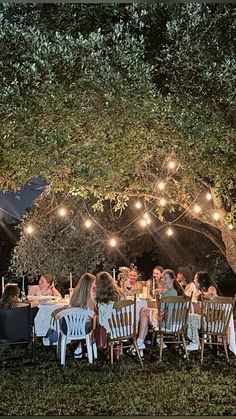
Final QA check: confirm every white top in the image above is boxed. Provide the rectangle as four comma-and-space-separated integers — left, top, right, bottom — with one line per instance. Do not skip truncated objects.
185, 282, 200, 303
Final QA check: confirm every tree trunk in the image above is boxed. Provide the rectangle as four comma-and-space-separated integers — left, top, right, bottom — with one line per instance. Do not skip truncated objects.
220, 226, 236, 274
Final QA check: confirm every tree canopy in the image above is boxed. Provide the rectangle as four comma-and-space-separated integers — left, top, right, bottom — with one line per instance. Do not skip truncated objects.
1, 4, 236, 271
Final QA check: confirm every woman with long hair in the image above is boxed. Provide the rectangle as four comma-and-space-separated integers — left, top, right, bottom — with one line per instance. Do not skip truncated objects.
96, 271, 124, 350
194, 271, 219, 299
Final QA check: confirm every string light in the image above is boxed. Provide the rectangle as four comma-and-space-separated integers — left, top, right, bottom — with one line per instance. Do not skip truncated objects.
135, 201, 142, 209
143, 212, 149, 219
206, 192, 212, 201
194, 204, 201, 214
25, 225, 34, 235
140, 219, 147, 227
228, 224, 233, 230
166, 226, 173, 236
158, 181, 165, 190
146, 217, 151, 225
212, 212, 220, 221
109, 237, 118, 247
58, 207, 67, 217
84, 219, 92, 228
160, 198, 166, 207
167, 160, 176, 170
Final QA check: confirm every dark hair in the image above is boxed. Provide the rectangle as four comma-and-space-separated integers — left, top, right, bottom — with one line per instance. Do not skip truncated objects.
173, 279, 185, 296
153, 266, 163, 273
177, 267, 193, 284
96, 271, 124, 304
195, 271, 218, 293
0, 284, 20, 308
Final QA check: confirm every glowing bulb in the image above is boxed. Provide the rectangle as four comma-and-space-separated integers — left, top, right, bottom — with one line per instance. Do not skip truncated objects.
158, 182, 165, 190
206, 193, 212, 201
143, 212, 149, 219
140, 219, 147, 227
58, 207, 67, 217
109, 238, 118, 247
160, 198, 166, 207
194, 204, 201, 214
166, 227, 173, 236
84, 219, 92, 228
168, 160, 176, 170
228, 224, 233, 230
213, 212, 220, 221
25, 225, 34, 235
146, 217, 151, 225
135, 201, 142, 209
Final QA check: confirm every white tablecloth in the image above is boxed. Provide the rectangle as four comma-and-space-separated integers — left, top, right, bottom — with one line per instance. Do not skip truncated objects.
34, 302, 67, 337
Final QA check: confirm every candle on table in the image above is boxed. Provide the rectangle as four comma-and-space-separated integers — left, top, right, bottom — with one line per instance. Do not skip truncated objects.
152, 277, 155, 298
22, 275, 25, 292
1, 276, 4, 294
112, 268, 116, 281
69, 272, 72, 289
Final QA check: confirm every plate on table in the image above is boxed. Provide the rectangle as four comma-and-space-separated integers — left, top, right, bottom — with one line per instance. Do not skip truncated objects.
27, 295, 61, 303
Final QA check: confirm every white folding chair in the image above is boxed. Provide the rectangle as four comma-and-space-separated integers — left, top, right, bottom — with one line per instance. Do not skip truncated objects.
55, 307, 97, 366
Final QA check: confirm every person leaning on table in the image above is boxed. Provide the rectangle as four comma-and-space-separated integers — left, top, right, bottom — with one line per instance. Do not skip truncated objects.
28, 272, 61, 298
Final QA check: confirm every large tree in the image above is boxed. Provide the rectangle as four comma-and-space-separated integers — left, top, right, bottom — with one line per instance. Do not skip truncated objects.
1, 4, 236, 271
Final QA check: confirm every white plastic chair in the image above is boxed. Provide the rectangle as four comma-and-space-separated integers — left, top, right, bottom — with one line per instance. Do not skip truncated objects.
55, 307, 97, 366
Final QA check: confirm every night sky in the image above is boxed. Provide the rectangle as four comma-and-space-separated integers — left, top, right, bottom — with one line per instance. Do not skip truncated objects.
0, 177, 47, 222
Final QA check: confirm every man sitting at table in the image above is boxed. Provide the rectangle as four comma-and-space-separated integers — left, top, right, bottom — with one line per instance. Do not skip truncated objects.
28, 273, 61, 298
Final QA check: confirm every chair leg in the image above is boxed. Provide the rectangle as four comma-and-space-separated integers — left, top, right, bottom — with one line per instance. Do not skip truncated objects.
182, 334, 189, 360
223, 336, 229, 362
200, 337, 205, 364
133, 339, 143, 368
110, 342, 114, 365
159, 335, 163, 362
93, 342, 98, 360
86, 336, 93, 364
60, 336, 67, 366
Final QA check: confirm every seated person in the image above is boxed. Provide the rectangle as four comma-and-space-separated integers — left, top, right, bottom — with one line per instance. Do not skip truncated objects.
124, 268, 143, 296
0, 284, 39, 324
48, 273, 97, 357
28, 273, 61, 298
96, 271, 124, 349
146, 266, 164, 297
130, 269, 178, 354
177, 267, 200, 304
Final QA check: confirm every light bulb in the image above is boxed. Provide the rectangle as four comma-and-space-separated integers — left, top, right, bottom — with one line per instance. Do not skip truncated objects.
194, 204, 201, 214
58, 207, 67, 217
135, 201, 142, 209
166, 227, 173, 236
25, 225, 34, 235
160, 198, 166, 207
146, 217, 151, 225
213, 212, 220, 221
228, 224, 233, 230
206, 193, 212, 201
143, 212, 149, 219
84, 219, 92, 228
109, 238, 118, 247
158, 182, 165, 190
140, 219, 147, 227
168, 160, 176, 170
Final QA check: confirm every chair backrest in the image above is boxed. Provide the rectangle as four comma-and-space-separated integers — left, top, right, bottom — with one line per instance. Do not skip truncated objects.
107, 296, 136, 340
55, 307, 95, 338
200, 296, 235, 335
156, 294, 192, 333
0, 302, 32, 343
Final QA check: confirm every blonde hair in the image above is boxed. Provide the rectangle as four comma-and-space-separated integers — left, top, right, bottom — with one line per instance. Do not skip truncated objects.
70, 273, 96, 308
96, 271, 124, 304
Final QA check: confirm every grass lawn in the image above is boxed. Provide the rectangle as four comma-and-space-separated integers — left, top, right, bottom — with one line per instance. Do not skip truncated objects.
0, 340, 236, 416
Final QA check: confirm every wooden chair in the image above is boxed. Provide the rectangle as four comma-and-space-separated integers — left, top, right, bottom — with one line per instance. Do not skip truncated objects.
152, 294, 192, 362
200, 296, 236, 363
106, 295, 143, 367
